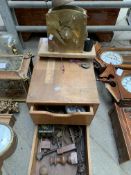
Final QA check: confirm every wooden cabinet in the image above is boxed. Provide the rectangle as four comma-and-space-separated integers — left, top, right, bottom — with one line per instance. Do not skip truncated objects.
26, 38, 99, 125
14, 0, 121, 41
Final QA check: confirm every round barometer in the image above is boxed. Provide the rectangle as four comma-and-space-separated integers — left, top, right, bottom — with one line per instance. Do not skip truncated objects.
0, 123, 16, 160
121, 75, 131, 93
100, 51, 123, 65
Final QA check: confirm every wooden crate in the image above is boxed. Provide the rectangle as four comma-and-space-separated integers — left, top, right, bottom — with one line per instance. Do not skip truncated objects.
27, 57, 99, 125
109, 104, 131, 163
28, 126, 92, 175
0, 57, 32, 101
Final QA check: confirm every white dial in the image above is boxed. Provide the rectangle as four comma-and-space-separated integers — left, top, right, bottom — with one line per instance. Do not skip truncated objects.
100, 51, 123, 65
121, 75, 131, 93
0, 124, 13, 156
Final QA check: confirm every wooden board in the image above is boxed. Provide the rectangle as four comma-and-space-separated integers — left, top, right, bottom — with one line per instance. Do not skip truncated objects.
38, 38, 96, 59
109, 104, 131, 163
28, 126, 91, 175
27, 58, 99, 106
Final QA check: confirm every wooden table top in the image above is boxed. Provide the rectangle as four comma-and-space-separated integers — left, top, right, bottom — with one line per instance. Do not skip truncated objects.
27, 57, 99, 105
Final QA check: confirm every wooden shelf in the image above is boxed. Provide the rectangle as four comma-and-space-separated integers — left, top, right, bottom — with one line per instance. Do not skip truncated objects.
38, 38, 96, 59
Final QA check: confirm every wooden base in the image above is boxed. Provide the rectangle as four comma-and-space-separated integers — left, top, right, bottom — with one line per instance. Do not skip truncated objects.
38, 38, 96, 59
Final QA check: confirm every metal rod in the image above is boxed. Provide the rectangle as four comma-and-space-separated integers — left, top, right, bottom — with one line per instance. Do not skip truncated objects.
0, 0, 23, 50
16, 25, 131, 32
8, 1, 131, 9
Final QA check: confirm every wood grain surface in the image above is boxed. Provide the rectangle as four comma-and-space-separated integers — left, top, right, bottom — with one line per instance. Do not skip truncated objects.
27, 58, 99, 105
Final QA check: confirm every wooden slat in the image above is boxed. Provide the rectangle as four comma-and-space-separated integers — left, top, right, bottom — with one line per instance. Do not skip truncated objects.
28, 126, 38, 175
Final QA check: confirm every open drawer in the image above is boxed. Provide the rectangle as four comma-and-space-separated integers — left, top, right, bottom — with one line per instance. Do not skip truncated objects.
29, 104, 94, 125
28, 125, 92, 175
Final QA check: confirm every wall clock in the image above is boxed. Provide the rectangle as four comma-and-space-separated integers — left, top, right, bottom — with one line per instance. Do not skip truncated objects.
0, 123, 17, 170
99, 65, 131, 106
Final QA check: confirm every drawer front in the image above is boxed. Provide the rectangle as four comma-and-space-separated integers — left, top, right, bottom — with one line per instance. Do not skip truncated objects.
28, 126, 91, 175
29, 105, 94, 125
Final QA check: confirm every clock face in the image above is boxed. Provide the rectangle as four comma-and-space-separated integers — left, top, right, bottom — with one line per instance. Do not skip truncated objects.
100, 51, 123, 65
0, 124, 13, 156
121, 75, 131, 93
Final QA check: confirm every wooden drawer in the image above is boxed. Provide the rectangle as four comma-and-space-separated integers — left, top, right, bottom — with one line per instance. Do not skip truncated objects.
28, 126, 92, 175
29, 104, 94, 125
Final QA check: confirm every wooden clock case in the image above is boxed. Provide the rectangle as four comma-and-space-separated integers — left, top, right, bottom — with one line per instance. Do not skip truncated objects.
109, 104, 131, 163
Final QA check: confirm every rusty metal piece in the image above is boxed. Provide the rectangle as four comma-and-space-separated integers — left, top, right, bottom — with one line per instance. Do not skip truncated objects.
0, 99, 19, 114
67, 151, 78, 164
50, 155, 67, 165
36, 148, 57, 161
40, 140, 51, 150
57, 144, 76, 154
81, 63, 90, 69
46, 5, 87, 53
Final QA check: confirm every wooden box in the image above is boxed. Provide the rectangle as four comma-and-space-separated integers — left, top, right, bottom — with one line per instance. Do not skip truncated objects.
27, 56, 99, 125
0, 56, 32, 101
28, 126, 91, 175
109, 104, 131, 163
